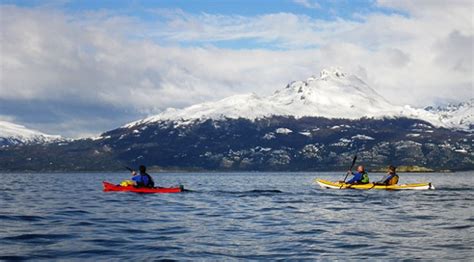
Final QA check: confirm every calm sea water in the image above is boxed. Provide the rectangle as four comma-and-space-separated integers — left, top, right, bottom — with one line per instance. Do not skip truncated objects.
0, 172, 473, 261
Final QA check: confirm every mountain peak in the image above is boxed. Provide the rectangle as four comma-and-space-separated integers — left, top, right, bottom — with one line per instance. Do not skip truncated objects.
126, 66, 397, 127
0, 120, 62, 146
284, 66, 357, 93
319, 67, 347, 79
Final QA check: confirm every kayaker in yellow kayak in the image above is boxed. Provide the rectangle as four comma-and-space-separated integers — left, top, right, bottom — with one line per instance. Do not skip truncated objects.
343, 165, 370, 185
374, 165, 399, 185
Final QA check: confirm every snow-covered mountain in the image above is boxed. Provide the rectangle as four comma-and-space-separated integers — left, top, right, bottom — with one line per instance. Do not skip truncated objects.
423, 101, 473, 130
126, 67, 472, 131
0, 67, 471, 171
0, 120, 62, 146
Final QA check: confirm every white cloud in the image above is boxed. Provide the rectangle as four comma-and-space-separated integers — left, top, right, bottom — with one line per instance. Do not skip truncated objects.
293, 0, 321, 9
143, 6, 472, 105
0, 3, 472, 136
434, 30, 473, 73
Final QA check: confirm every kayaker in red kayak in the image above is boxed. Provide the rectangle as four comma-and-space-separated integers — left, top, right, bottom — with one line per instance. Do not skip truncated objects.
343, 165, 370, 185
131, 165, 155, 188
374, 165, 399, 185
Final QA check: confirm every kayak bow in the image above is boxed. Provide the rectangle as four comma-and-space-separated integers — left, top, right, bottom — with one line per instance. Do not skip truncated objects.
102, 181, 183, 193
315, 179, 434, 190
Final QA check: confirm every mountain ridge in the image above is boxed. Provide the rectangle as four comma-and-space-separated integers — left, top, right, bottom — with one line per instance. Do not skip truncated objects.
125, 67, 472, 131
0, 120, 62, 146
0, 67, 472, 172
2, 116, 471, 172
1, 67, 470, 142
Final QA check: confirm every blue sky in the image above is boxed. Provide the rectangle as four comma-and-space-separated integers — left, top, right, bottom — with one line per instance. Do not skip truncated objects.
5, 0, 399, 19
3, 0, 403, 50
0, 0, 472, 137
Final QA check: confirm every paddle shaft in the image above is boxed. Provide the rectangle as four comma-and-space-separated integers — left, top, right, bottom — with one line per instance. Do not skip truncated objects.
125, 166, 135, 172
340, 155, 357, 189
367, 173, 395, 190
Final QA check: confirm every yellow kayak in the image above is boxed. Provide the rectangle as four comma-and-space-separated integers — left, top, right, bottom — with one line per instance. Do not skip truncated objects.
315, 179, 435, 190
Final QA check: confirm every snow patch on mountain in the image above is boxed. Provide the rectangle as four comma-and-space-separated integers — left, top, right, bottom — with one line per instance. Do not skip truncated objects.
299, 131, 312, 137
125, 67, 472, 131
275, 128, 293, 134
0, 121, 62, 146
352, 134, 375, 140
423, 101, 473, 130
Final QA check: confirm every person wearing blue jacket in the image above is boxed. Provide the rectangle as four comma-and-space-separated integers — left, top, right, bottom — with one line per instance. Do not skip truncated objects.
345, 165, 370, 184
131, 165, 155, 188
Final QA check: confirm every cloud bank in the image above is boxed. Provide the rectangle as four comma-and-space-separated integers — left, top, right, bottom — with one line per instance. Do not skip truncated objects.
0, 1, 472, 137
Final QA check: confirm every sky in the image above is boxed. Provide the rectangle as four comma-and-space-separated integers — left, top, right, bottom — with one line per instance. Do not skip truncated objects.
0, 0, 472, 137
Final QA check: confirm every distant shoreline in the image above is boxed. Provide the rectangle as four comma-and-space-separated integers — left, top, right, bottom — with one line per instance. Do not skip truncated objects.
370, 165, 453, 173
3, 169, 472, 174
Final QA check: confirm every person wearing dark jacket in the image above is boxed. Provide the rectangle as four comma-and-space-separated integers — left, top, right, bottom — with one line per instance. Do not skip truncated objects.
131, 165, 155, 188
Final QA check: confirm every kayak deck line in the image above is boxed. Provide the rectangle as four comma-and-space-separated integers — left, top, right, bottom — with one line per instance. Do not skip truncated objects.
315, 179, 435, 190
102, 181, 184, 193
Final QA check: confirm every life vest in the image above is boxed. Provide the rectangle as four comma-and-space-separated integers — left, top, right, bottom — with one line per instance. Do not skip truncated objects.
361, 172, 370, 184
386, 174, 399, 185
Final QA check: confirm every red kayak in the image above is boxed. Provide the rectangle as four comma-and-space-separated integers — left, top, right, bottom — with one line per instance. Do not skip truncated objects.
102, 181, 184, 194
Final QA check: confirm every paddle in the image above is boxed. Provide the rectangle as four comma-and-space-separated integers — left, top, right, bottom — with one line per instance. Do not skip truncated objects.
340, 155, 357, 189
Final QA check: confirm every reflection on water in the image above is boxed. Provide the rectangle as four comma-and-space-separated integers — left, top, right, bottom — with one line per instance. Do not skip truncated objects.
0, 172, 473, 260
